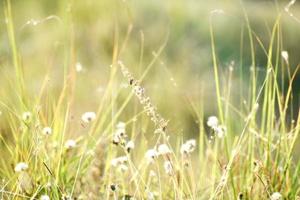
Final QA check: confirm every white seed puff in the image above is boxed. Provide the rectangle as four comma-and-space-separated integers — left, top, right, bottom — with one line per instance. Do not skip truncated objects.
42, 127, 52, 135
207, 116, 219, 128
40, 195, 50, 200
65, 139, 77, 149
145, 149, 158, 164
15, 162, 28, 172
180, 139, 196, 155
22, 112, 32, 122
81, 112, 96, 123
270, 192, 282, 200
157, 144, 171, 155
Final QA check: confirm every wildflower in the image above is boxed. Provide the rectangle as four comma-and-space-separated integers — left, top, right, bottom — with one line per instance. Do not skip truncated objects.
180, 139, 196, 155
164, 161, 173, 175
81, 112, 96, 123
145, 149, 158, 164
112, 122, 127, 145
42, 127, 52, 135
115, 127, 126, 138
270, 192, 282, 200
158, 144, 171, 155
112, 135, 121, 145
22, 112, 32, 122
15, 162, 28, 172
125, 140, 135, 152
40, 195, 50, 200
65, 139, 77, 149
207, 116, 219, 128
214, 125, 226, 138
76, 62, 83, 72
207, 116, 227, 138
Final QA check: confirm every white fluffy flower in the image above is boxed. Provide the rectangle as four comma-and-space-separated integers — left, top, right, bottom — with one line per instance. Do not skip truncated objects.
115, 122, 126, 137
215, 125, 226, 138
125, 140, 135, 152
157, 144, 171, 155
40, 194, 50, 200
42, 127, 52, 135
207, 116, 219, 128
112, 122, 127, 145
22, 112, 32, 122
180, 139, 196, 155
112, 135, 121, 145
15, 162, 28, 172
115, 128, 126, 138
145, 149, 158, 164
81, 112, 96, 123
64, 139, 77, 149
207, 116, 227, 138
270, 192, 282, 200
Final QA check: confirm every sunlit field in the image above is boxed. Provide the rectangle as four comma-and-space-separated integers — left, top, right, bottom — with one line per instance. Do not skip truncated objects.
1, 0, 300, 199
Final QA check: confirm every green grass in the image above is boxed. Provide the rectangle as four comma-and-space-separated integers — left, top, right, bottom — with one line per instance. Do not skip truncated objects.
0, 0, 300, 199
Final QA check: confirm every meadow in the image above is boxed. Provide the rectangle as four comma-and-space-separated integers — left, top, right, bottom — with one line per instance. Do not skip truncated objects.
0, 0, 300, 199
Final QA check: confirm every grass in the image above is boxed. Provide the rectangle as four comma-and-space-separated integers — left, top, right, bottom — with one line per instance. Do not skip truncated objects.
0, 0, 300, 199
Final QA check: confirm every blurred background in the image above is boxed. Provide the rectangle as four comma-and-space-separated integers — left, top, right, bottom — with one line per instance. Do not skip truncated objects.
0, 0, 299, 138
